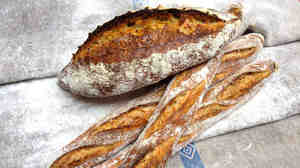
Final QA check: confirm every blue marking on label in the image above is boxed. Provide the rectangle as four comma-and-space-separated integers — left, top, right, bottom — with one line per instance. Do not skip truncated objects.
179, 143, 205, 168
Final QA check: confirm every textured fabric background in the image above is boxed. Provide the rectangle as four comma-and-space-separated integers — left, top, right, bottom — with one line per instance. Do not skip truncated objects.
0, 0, 300, 168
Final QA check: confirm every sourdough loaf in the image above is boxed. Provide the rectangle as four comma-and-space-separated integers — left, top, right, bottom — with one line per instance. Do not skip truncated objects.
58, 6, 247, 97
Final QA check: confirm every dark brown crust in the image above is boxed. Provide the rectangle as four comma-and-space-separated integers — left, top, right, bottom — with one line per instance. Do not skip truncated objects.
72, 8, 225, 65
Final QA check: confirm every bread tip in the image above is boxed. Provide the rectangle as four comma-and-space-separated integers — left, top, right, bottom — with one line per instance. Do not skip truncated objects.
264, 60, 278, 72
156, 4, 166, 10
57, 70, 70, 92
248, 33, 265, 45
227, 3, 243, 18
271, 61, 279, 72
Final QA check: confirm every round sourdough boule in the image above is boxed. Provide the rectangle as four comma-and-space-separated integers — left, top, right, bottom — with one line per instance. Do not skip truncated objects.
58, 6, 247, 97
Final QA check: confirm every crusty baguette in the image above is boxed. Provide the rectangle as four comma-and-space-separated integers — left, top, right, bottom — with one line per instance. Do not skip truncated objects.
132, 60, 277, 168
50, 84, 166, 168
57, 6, 246, 97
50, 33, 263, 168
176, 60, 277, 150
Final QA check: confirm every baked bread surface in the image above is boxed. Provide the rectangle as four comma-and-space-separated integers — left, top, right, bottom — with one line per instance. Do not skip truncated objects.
58, 7, 244, 97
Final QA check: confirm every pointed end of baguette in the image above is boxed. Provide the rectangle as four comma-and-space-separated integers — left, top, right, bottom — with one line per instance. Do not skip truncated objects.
227, 3, 243, 18
156, 4, 166, 10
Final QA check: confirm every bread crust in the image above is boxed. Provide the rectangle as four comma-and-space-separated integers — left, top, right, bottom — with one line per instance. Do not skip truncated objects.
58, 7, 246, 97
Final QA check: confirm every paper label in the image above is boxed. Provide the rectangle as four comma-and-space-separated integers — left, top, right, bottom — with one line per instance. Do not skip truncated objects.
179, 143, 205, 168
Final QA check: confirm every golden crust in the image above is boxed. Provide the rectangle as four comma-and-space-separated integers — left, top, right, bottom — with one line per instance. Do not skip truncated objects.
217, 71, 272, 101
50, 85, 167, 168
213, 47, 257, 83
221, 47, 256, 63
180, 63, 276, 146
51, 104, 158, 168
171, 63, 206, 89
72, 8, 225, 65
144, 73, 206, 139
50, 142, 123, 168
89, 104, 157, 136
133, 136, 176, 168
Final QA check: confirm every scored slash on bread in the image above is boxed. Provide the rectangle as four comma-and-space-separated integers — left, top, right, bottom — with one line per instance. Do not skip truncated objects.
57, 5, 246, 97
50, 33, 271, 168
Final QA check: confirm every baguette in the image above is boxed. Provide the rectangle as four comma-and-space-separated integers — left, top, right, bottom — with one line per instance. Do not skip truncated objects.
176, 60, 276, 150
57, 5, 246, 97
50, 84, 166, 168
132, 60, 277, 168
50, 33, 263, 168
